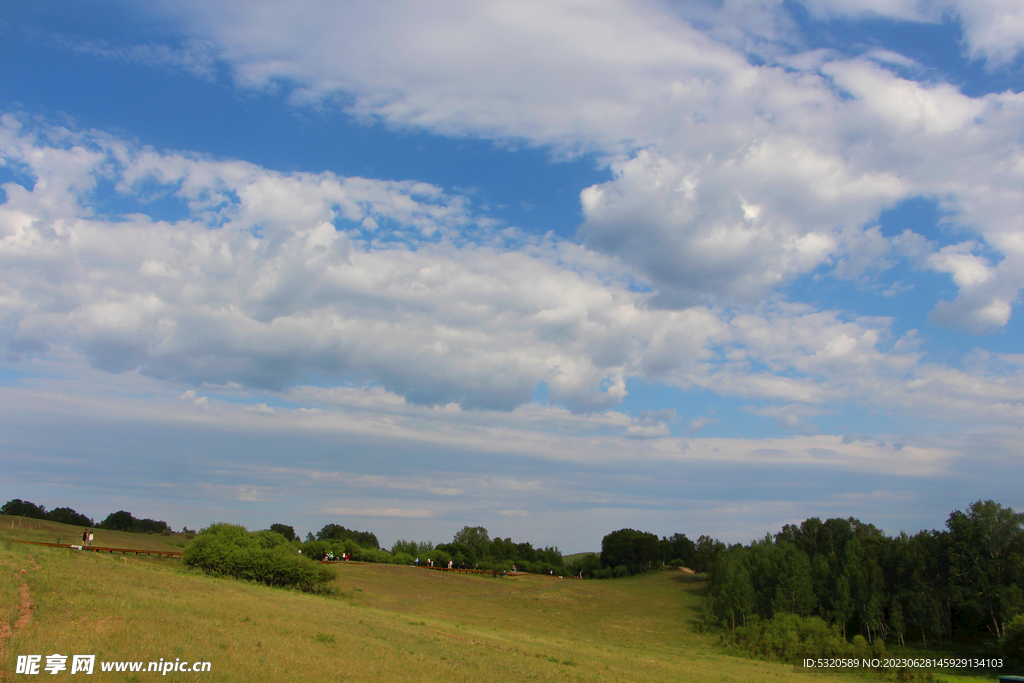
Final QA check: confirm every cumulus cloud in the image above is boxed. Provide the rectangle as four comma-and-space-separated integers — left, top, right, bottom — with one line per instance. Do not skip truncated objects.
798, 0, 1024, 66
180, 389, 208, 407
2, 114, 1023, 429
0, 116, 706, 412
624, 408, 676, 438
125, 0, 1024, 330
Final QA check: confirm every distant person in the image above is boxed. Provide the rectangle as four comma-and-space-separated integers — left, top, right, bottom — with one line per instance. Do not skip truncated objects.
82, 530, 88, 544
87, 532, 94, 547
415, 557, 419, 566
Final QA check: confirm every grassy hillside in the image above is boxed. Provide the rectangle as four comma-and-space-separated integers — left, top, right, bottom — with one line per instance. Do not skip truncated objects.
0, 515, 192, 552
0, 542, 852, 683
0, 532, 997, 682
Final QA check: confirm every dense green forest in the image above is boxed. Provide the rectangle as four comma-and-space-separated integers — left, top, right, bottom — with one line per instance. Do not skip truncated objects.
702, 500, 1024, 665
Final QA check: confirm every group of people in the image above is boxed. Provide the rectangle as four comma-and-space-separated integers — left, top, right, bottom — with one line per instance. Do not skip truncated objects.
324, 551, 350, 562
81, 529, 93, 547
418, 559, 520, 574
414, 558, 439, 567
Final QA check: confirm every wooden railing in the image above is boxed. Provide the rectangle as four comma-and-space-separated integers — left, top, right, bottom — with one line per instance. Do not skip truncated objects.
4, 539, 182, 559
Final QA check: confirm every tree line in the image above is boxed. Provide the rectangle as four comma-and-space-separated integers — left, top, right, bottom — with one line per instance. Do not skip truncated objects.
565, 529, 723, 579
389, 525, 565, 574
702, 500, 1023, 664
1, 499, 171, 535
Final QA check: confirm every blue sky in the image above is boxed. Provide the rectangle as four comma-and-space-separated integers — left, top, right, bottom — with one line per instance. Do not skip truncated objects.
1, 0, 1023, 552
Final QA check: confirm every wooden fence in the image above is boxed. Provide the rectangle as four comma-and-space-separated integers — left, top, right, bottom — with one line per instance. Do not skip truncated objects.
4, 539, 182, 559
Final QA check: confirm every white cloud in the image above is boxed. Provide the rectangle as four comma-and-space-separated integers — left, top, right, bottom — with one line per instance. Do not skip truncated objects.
115, 1, 1024, 329
624, 408, 676, 439
2, 115, 1023, 431
951, 0, 1024, 65
180, 389, 208, 407
0, 117, 695, 412
798, 0, 1024, 66
57, 37, 219, 80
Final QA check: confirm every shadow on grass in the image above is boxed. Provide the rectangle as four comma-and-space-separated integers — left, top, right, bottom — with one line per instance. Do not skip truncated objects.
670, 572, 708, 585
668, 571, 709, 627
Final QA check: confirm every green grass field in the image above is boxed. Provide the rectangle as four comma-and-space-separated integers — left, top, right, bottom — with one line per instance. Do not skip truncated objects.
0, 524, 999, 682
0, 515, 192, 553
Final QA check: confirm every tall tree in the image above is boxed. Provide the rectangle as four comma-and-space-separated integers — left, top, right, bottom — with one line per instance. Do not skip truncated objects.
601, 529, 661, 575
452, 526, 491, 557
100, 510, 134, 531
771, 543, 818, 617
269, 524, 296, 542
946, 500, 1024, 639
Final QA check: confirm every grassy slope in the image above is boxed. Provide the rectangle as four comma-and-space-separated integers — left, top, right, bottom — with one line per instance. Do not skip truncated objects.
0, 526, 996, 683
562, 552, 598, 563
0, 515, 192, 552
0, 542, 882, 683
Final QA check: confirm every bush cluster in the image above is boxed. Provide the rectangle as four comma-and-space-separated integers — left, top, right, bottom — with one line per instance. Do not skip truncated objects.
724, 613, 883, 662
183, 524, 335, 592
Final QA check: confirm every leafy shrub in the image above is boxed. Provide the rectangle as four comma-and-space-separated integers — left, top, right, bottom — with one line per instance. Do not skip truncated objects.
1004, 614, 1024, 666
391, 552, 414, 565
426, 549, 451, 567
183, 523, 335, 591
251, 530, 289, 549
725, 613, 885, 663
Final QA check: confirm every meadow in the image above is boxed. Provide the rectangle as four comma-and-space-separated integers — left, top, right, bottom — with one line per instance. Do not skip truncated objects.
0, 520, 997, 682
0, 516, 191, 553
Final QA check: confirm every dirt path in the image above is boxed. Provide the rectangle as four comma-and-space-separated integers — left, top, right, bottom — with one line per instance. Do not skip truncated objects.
14, 582, 32, 630
0, 559, 36, 677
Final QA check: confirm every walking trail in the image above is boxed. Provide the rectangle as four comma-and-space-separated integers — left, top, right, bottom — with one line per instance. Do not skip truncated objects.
0, 555, 37, 680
